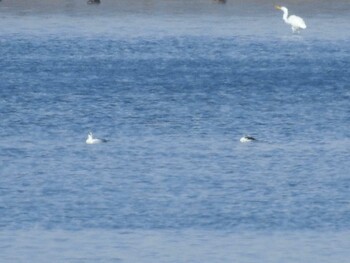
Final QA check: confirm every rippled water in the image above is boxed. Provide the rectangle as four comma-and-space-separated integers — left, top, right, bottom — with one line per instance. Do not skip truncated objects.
0, 1, 349, 262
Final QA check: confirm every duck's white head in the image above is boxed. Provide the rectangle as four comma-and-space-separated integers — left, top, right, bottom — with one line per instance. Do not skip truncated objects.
86, 132, 95, 144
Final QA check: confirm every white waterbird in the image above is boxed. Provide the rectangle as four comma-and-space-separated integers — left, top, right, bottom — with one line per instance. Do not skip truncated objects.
240, 136, 257, 143
86, 132, 107, 144
275, 5, 307, 33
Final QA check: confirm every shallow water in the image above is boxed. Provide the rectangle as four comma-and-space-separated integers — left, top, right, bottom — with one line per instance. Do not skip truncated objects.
2, 230, 350, 263
0, 1, 349, 262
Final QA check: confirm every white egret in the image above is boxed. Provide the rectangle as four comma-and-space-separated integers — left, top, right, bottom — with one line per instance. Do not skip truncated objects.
275, 5, 307, 33
86, 132, 107, 144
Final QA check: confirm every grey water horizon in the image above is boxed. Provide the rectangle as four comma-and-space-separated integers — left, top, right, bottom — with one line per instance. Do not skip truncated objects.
0, 0, 349, 262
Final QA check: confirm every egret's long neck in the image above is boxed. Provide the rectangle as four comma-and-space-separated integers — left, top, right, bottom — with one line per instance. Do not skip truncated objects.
282, 9, 289, 22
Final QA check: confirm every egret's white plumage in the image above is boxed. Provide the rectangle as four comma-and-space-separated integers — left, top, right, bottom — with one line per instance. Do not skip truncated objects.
275, 5, 306, 33
86, 132, 107, 144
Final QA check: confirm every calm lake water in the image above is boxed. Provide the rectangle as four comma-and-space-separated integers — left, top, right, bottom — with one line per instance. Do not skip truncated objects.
0, 0, 349, 262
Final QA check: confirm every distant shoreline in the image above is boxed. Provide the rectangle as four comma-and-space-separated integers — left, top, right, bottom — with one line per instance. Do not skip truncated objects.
0, 0, 348, 16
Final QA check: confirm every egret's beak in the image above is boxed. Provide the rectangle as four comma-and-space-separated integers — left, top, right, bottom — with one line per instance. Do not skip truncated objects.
275, 5, 281, 10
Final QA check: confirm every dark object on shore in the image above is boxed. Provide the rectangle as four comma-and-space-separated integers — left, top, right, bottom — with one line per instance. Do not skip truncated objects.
87, 0, 100, 4
214, 0, 226, 3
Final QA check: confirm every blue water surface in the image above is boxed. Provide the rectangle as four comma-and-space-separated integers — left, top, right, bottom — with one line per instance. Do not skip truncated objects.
0, 2, 349, 262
